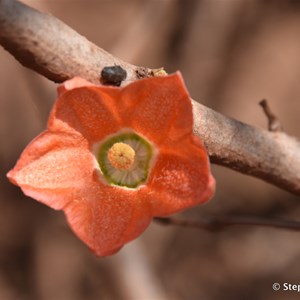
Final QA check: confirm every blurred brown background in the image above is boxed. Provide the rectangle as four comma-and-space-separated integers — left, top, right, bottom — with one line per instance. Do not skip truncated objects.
1, 0, 300, 299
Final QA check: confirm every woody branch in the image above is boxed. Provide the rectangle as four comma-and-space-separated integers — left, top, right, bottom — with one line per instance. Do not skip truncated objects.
0, 0, 299, 195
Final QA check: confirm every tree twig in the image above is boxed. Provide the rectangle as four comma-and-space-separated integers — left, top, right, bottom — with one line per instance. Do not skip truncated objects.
154, 216, 300, 231
259, 99, 282, 132
0, 0, 300, 195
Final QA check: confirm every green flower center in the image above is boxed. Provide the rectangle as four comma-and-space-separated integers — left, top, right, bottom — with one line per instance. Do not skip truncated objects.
96, 132, 154, 188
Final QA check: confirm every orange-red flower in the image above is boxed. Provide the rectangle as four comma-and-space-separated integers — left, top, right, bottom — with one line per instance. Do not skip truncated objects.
7, 72, 215, 256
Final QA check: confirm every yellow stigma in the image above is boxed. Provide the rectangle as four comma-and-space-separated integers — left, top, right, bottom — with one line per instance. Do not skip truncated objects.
107, 142, 135, 170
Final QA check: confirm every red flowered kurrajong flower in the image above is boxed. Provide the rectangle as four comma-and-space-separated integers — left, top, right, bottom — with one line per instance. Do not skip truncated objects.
7, 72, 215, 256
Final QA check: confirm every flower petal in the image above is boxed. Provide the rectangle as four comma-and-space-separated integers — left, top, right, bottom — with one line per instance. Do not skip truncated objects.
119, 72, 193, 145
57, 77, 94, 96
7, 131, 95, 210
64, 182, 152, 256
49, 83, 122, 143
148, 136, 215, 216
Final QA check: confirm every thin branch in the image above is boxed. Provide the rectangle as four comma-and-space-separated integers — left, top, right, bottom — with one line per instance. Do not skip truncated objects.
0, 0, 300, 195
154, 216, 300, 231
192, 103, 300, 195
0, 0, 144, 84
259, 99, 282, 132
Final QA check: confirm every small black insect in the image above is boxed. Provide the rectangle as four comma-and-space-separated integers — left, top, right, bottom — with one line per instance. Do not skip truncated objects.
100, 65, 127, 86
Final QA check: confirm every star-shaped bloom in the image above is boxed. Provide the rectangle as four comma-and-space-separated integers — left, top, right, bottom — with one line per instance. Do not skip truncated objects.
7, 72, 215, 256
